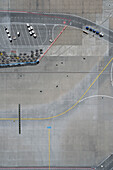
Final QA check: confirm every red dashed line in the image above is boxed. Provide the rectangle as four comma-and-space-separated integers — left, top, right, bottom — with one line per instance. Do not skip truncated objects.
39, 25, 68, 61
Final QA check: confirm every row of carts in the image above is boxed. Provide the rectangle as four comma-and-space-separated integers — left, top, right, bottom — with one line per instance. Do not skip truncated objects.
0, 50, 41, 67
85, 26, 104, 37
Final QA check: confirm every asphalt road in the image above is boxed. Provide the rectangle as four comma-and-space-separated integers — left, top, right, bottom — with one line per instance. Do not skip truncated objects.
0, 11, 113, 43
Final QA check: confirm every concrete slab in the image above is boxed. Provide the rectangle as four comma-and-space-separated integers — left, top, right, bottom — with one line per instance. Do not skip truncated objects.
0, 0, 103, 16
53, 26, 82, 45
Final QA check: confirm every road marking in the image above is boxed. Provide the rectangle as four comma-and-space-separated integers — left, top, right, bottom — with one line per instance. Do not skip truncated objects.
49, 29, 51, 36
36, 25, 43, 45
0, 58, 113, 121
39, 25, 68, 61
52, 24, 59, 40
79, 95, 113, 103
0, 26, 7, 47
0, 10, 113, 35
18, 24, 26, 46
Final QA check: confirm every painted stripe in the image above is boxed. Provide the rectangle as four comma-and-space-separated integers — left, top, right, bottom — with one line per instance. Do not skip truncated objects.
39, 25, 67, 61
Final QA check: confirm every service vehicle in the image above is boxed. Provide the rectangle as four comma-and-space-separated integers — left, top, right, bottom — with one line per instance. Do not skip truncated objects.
30, 26, 33, 31
96, 31, 99, 34
17, 32, 20, 37
89, 28, 93, 31
13, 36, 16, 40
93, 29, 96, 33
31, 30, 35, 34
29, 31, 33, 36
26, 23, 30, 27
6, 29, 9, 34
7, 33, 11, 38
28, 27, 31, 31
49, 39, 53, 43
99, 32, 104, 37
86, 26, 89, 30
33, 34, 37, 38
9, 37, 12, 42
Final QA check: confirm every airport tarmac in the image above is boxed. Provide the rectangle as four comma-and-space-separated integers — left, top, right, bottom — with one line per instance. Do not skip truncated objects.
0, 9, 113, 170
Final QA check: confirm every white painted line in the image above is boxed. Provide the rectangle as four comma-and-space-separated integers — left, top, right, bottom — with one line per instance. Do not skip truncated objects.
15, 24, 22, 47
49, 29, 51, 36
18, 24, 26, 47
79, 95, 113, 104
11, 24, 16, 47
0, 26, 8, 47
36, 25, 43, 45
0, 22, 67, 26
52, 24, 60, 40
36, 24, 48, 45
33, 26, 39, 46
97, 154, 112, 167
42, 24, 48, 45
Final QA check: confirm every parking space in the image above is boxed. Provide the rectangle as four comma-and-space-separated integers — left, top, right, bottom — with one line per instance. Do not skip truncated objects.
0, 23, 48, 48
0, 25, 10, 48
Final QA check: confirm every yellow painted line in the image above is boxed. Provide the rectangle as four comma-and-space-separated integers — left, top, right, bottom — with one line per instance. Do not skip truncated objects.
48, 129, 50, 170
0, 118, 18, 121
0, 57, 113, 121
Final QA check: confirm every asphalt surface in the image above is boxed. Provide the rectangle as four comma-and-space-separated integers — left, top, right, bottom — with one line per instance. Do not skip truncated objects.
0, 11, 113, 44
96, 154, 113, 170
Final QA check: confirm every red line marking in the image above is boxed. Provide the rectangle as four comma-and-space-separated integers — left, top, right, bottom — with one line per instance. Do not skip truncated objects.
39, 25, 68, 61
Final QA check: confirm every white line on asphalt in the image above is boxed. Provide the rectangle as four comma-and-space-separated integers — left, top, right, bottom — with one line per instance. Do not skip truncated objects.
18, 24, 26, 47
79, 95, 113, 104
52, 24, 59, 40
14, 24, 22, 47
0, 26, 7, 47
11, 24, 17, 47
0, 22, 62, 26
36, 25, 43, 45
41, 24, 48, 45
32, 25, 39, 46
